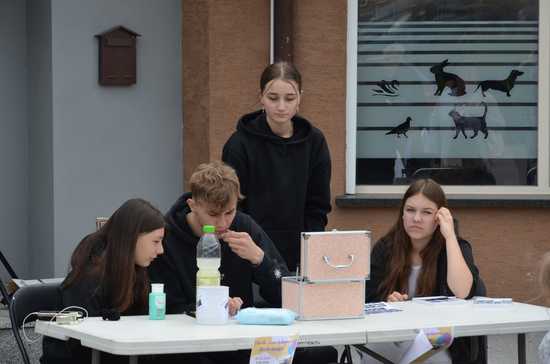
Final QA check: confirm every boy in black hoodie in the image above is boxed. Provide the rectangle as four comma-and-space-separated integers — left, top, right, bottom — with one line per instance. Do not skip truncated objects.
148, 161, 288, 315
148, 161, 337, 364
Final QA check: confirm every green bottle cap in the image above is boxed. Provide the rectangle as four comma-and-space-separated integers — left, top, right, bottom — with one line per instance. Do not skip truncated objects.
202, 225, 215, 233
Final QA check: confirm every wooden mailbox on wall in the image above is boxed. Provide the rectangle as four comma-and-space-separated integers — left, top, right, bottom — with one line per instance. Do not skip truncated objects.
95, 26, 140, 86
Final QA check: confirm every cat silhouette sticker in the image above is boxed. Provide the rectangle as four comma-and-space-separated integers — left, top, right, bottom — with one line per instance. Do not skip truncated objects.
386, 116, 412, 138
474, 69, 524, 97
430, 59, 466, 96
448, 102, 488, 139
372, 80, 400, 97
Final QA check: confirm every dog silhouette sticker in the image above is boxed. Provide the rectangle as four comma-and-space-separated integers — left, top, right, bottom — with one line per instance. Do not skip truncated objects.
474, 69, 524, 97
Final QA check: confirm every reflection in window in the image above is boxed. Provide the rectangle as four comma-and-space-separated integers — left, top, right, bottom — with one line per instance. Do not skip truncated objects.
356, 0, 539, 186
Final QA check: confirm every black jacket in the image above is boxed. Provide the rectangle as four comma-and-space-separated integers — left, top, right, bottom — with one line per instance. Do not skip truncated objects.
222, 110, 332, 271
365, 237, 485, 364
147, 193, 289, 314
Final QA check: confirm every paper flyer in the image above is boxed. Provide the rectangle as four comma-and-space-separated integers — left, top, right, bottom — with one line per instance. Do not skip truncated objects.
364, 302, 403, 315
412, 296, 466, 305
249, 335, 299, 364
398, 327, 454, 364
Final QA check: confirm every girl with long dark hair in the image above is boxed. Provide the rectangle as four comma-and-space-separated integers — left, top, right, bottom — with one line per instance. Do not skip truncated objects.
41, 198, 165, 363
365, 179, 482, 363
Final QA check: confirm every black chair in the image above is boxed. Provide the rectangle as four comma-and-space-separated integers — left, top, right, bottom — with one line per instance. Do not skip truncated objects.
8, 283, 62, 364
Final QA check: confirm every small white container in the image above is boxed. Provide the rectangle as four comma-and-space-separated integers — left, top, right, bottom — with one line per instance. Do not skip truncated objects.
196, 285, 229, 325
149, 283, 166, 320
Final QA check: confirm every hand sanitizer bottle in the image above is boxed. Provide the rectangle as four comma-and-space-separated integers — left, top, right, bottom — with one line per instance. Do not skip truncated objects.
149, 283, 166, 320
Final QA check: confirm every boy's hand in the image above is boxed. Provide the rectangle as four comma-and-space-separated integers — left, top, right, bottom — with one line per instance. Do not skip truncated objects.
228, 297, 243, 316
220, 230, 264, 265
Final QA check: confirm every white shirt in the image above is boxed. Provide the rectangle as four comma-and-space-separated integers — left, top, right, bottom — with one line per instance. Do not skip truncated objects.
408, 265, 422, 298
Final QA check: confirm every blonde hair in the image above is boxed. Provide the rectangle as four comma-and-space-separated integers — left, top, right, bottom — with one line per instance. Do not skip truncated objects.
539, 252, 550, 303
189, 161, 244, 209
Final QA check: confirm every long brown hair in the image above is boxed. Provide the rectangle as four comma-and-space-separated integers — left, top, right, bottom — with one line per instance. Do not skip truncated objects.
64, 198, 164, 312
377, 179, 448, 299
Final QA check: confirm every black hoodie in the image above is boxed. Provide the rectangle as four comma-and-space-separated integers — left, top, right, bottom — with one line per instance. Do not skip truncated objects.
147, 193, 289, 314
222, 110, 331, 271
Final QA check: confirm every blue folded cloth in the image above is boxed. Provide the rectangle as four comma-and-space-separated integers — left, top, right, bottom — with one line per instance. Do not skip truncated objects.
235, 308, 297, 325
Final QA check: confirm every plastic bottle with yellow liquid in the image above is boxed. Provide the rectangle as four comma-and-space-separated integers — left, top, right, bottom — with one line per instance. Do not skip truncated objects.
196, 225, 221, 286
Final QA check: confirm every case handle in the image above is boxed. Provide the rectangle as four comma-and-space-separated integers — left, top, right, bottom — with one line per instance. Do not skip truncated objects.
322, 254, 355, 269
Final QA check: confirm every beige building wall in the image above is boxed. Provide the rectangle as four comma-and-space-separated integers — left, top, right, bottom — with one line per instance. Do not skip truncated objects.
182, 0, 270, 183
182, 0, 548, 303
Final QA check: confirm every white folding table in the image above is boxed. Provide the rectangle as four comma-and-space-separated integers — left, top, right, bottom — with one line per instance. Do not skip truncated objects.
362, 300, 550, 364
35, 300, 550, 364
35, 313, 367, 364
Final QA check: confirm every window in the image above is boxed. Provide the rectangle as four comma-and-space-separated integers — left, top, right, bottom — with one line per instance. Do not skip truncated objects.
346, 0, 549, 196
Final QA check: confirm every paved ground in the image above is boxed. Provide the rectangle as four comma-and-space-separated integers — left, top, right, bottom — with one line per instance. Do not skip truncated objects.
1, 305, 42, 364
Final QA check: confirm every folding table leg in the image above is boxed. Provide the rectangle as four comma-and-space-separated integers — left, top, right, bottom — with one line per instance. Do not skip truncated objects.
518, 333, 526, 364
92, 349, 100, 364
339, 345, 353, 363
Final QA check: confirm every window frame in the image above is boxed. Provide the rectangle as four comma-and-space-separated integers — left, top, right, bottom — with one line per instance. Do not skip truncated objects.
346, 0, 550, 198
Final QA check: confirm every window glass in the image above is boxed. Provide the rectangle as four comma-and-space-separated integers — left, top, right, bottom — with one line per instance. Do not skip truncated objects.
356, 0, 539, 186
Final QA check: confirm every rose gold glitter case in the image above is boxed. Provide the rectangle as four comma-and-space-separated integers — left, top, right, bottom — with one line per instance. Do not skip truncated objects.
282, 230, 370, 320
300, 230, 370, 281
282, 277, 365, 320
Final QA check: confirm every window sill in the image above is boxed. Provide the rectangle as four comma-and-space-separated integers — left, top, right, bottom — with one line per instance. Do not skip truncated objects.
335, 194, 550, 208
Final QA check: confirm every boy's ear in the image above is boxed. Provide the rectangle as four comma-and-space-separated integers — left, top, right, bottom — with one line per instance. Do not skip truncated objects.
187, 198, 196, 210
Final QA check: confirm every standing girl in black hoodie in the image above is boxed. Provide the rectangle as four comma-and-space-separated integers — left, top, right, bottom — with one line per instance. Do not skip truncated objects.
222, 62, 331, 272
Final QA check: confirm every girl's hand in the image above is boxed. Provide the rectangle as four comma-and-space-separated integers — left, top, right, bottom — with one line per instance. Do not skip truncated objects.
436, 207, 455, 240
387, 291, 409, 302
228, 297, 243, 316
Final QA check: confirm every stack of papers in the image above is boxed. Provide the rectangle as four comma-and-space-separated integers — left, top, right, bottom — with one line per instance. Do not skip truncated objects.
364, 302, 402, 315
412, 296, 466, 304
473, 297, 513, 305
